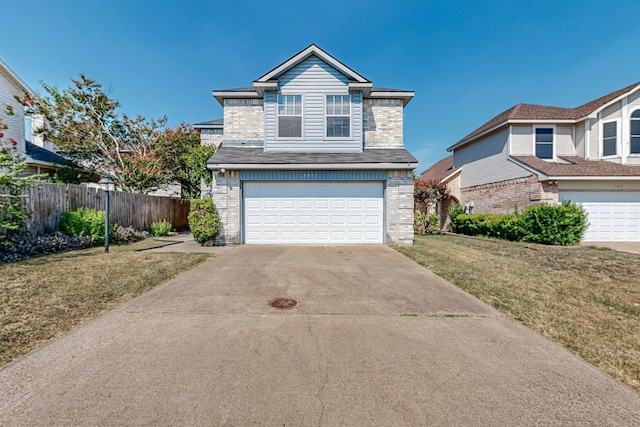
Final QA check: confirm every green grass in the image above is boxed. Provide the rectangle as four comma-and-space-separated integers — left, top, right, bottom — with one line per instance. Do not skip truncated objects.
0, 239, 210, 366
396, 234, 640, 391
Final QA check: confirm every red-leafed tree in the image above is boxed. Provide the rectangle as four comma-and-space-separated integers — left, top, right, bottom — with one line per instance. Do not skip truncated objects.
414, 178, 449, 212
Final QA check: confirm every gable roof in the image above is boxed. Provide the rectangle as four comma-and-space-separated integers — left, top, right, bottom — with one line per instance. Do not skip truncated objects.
511, 155, 640, 179
450, 81, 640, 151
0, 57, 35, 97
254, 44, 371, 84
212, 45, 414, 106
419, 155, 459, 182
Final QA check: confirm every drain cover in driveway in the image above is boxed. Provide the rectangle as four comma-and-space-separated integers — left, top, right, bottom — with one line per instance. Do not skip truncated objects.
270, 298, 297, 309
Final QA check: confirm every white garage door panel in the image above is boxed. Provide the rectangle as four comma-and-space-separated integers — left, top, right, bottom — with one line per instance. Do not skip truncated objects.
244, 182, 384, 244
560, 192, 640, 242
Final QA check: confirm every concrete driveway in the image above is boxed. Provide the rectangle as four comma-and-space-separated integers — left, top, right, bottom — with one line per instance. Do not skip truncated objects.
1, 245, 639, 426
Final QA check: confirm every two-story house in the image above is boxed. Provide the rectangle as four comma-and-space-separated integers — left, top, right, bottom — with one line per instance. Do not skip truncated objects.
422, 82, 640, 242
201, 45, 417, 245
0, 58, 68, 174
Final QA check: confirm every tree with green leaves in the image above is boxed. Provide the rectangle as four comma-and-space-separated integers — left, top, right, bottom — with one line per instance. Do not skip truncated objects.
25, 74, 167, 193
155, 124, 216, 199
0, 118, 41, 244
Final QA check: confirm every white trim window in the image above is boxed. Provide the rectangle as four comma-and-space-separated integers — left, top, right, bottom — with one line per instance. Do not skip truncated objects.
602, 121, 617, 157
535, 127, 554, 159
631, 110, 640, 154
326, 95, 350, 138
277, 95, 302, 138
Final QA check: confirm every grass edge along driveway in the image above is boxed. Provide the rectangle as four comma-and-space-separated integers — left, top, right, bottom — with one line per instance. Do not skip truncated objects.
396, 234, 640, 392
1, 239, 211, 366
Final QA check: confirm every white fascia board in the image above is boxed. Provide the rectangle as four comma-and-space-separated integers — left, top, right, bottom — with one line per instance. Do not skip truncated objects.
509, 119, 575, 124
253, 81, 278, 96
368, 91, 415, 106
440, 167, 461, 183
193, 124, 223, 129
575, 84, 640, 121
0, 58, 35, 97
255, 44, 370, 84
507, 156, 549, 180
212, 90, 261, 106
550, 175, 640, 181
207, 162, 418, 171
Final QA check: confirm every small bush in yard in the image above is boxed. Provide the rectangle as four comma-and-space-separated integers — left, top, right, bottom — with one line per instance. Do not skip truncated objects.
448, 201, 586, 245
59, 207, 114, 245
521, 201, 587, 245
188, 199, 220, 244
150, 220, 172, 236
414, 212, 440, 235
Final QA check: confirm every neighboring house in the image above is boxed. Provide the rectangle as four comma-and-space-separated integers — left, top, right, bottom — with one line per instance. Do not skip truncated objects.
203, 44, 417, 245
0, 58, 69, 174
425, 82, 640, 242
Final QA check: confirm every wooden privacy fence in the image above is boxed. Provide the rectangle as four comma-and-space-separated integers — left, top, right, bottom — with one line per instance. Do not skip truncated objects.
20, 183, 191, 234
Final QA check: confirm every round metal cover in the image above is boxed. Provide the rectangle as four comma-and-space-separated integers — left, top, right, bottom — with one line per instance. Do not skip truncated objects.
270, 298, 297, 309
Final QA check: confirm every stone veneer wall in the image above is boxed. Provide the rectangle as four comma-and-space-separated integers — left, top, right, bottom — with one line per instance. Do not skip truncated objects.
209, 171, 241, 244
386, 170, 414, 245
363, 99, 403, 148
460, 175, 559, 214
223, 99, 264, 141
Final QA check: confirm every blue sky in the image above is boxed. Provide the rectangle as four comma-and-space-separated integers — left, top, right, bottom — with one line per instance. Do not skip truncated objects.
3, 0, 640, 171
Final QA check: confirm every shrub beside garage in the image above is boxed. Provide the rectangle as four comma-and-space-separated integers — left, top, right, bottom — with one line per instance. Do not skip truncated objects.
448, 201, 587, 245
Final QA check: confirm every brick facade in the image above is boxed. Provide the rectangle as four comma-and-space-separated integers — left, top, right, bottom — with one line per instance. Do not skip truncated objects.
210, 171, 242, 245
460, 175, 559, 214
223, 100, 264, 142
363, 99, 403, 148
386, 170, 414, 245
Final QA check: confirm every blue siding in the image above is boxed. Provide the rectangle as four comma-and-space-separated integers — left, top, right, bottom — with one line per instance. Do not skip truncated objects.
264, 56, 363, 153
239, 170, 387, 181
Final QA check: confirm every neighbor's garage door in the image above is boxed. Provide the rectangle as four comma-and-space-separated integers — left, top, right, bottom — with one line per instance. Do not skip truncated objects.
560, 192, 640, 242
243, 182, 384, 244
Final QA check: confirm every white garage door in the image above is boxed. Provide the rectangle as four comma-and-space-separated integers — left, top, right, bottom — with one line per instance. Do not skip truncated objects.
560, 192, 640, 242
243, 182, 384, 244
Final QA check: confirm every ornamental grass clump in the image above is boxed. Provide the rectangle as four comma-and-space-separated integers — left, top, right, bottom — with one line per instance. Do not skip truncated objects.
150, 220, 172, 237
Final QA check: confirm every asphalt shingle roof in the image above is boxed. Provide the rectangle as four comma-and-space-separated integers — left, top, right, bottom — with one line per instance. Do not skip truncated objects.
25, 142, 70, 166
455, 81, 640, 147
419, 155, 459, 182
193, 118, 223, 127
513, 156, 640, 177
208, 147, 417, 165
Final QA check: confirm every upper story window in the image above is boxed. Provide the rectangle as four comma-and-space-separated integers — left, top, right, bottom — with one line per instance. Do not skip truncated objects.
326, 95, 350, 138
631, 110, 640, 154
277, 95, 302, 138
535, 127, 553, 159
602, 121, 617, 157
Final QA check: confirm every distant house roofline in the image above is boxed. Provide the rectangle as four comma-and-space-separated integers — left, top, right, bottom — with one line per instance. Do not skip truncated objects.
448, 81, 640, 151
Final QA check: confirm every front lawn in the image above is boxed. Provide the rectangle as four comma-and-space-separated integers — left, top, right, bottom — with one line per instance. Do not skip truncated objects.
0, 240, 211, 366
396, 234, 640, 391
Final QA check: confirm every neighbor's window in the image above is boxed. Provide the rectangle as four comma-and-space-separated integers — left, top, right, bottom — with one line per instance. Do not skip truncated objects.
631, 110, 640, 154
602, 121, 617, 157
277, 95, 302, 138
535, 128, 553, 159
326, 95, 350, 138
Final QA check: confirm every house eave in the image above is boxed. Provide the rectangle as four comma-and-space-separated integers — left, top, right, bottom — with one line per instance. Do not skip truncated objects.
368, 91, 415, 106
212, 90, 260, 106
207, 162, 418, 171
548, 175, 640, 181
